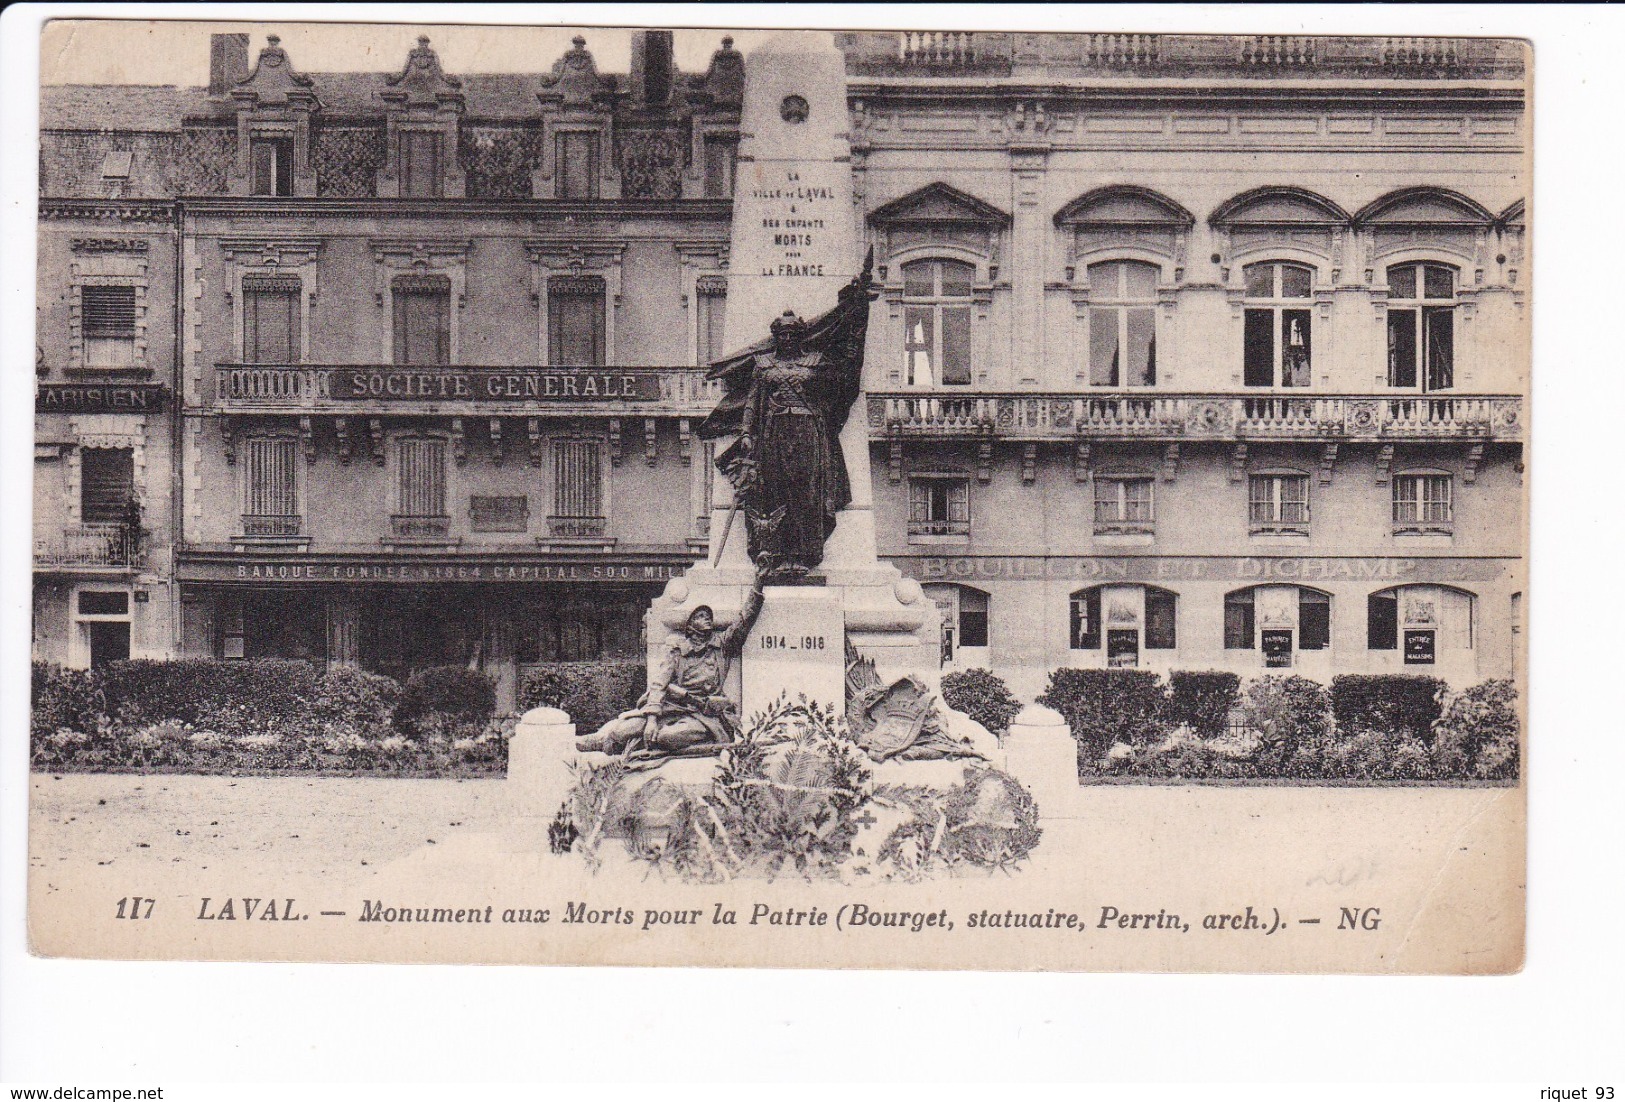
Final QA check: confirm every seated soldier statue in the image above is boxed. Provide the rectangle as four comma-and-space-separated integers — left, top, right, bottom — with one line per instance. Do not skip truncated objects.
576, 567, 766, 758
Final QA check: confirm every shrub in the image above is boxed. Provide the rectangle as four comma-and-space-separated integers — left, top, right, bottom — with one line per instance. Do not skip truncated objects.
396, 666, 496, 733
1331, 674, 1447, 743
520, 660, 647, 734
1038, 668, 1168, 767
31, 662, 102, 740
1166, 671, 1241, 740
1241, 675, 1332, 777
314, 666, 400, 728
1432, 679, 1521, 780
939, 668, 1023, 737
97, 658, 323, 728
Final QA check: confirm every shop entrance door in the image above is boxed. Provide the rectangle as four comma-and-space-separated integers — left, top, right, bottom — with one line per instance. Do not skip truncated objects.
88, 621, 130, 668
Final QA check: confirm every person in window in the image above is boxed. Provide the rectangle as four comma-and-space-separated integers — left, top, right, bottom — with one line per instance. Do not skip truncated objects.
575, 570, 765, 760
700, 254, 877, 580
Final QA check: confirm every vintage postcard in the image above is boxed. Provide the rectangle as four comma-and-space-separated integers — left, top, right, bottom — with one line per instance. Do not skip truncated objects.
25, 17, 1527, 973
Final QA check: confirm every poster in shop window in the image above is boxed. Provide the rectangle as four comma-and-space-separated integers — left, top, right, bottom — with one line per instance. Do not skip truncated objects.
23, 16, 1528, 976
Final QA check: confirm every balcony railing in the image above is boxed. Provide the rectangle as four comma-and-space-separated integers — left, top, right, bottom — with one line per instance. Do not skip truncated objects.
241, 514, 302, 537
389, 515, 451, 539
35, 524, 146, 569
870, 393, 1522, 442
907, 518, 971, 538
215, 364, 721, 414
547, 515, 606, 539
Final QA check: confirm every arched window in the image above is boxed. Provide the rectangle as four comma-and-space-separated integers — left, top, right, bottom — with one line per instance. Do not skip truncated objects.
1087, 260, 1159, 386
902, 258, 974, 386
1224, 586, 1331, 665
1385, 261, 1457, 391
1367, 585, 1475, 663
1242, 261, 1313, 387
924, 583, 990, 662
1069, 585, 1176, 666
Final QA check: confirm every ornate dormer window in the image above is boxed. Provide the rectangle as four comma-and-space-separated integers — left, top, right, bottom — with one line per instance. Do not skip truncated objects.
536, 36, 617, 201
687, 35, 745, 199
869, 183, 1009, 387
377, 36, 466, 200
229, 35, 320, 198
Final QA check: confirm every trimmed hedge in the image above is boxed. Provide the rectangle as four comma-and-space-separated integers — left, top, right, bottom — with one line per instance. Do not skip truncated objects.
1166, 671, 1241, 740
1331, 674, 1446, 744
939, 668, 1023, 737
396, 666, 497, 733
1038, 668, 1168, 764
520, 660, 647, 735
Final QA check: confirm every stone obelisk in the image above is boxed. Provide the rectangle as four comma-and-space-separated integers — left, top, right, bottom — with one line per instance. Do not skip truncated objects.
647, 32, 937, 721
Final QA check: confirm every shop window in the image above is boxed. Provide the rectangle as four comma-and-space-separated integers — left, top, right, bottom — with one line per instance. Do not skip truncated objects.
81, 285, 137, 369
696, 277, 728, 366
394, 438, 448, 537
1242, 261, 1313, 388
926, 584, 989, 660
902, 258, 974, 386
556, 131, 600, 199
392, 276, 451, 366
1069, 587, 1102, 650
551, 439, 604, 537
1093, 474, 1154, 534
1224, 589, 1256, 649
1144, 587, 1177, 650
80, 447, 134, 525
242, 437, 299, 536
243, 275, 301, 363
703, 135, 738, 199
399, 130, 442, 199
548, 275, 606, 367
1367, 585, 1474, 660
1299, 589, 1331, 650
1225, 585, 1330, 658
1249, 472, 1310, 533
1386, 262, 1456, 391
1087, 260, 1158, 387
1392, 472, 1453, 531
908, 476, 970, 537
249, 135, 294, 197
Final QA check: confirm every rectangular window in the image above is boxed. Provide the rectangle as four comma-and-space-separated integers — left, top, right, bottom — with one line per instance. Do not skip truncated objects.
696, 281, 728, 366
1070, 588, 1102, 650
905, 306, 936, 386
556, 132, 599, 199
1224, 591, 1256, 649
1393, 474, 1453, 526
243, 437, 298, 534
1243, 309, 1274, 387
1424, 307, 1454, 391
250, 136, 294, 196
1299, 589, 1331, 650
548, 277, 606, 367
1367, 591, 1399, 650
908, 478, 970, 537
243, 277, 301, 363
1094, 477, 1153, 527
552, 439, 604, 536
392, 278, 451, 366
396, 439, 447, 518
80, 447, 134, 525
1144, 588, 1177, 650
400, 131, 442, 199
703, 136, 737, 198
81, 285, 137, 369
1089, 307, 1121, 387
1387, 309, 1419, 388
940, 306, 972, 385
958, 588, 989, 649
1250, 474, 1310, 528
1281, 310, 1311, 387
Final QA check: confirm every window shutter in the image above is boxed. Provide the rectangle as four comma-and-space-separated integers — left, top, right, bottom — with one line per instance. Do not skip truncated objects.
80, 447, 134, 524
397, 439, 447, 517
554, 440, 603, 519
82, 286, 136, 337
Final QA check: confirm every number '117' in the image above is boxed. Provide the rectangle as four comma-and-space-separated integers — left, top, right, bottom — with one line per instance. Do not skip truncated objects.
115, 897, 154, 919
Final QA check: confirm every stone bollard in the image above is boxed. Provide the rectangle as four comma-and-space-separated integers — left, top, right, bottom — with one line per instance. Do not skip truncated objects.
1002, 704, 1081, 820
508, 706, 577, 820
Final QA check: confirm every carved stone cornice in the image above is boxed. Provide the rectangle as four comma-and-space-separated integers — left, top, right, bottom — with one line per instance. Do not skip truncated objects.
40, 201, 173, 222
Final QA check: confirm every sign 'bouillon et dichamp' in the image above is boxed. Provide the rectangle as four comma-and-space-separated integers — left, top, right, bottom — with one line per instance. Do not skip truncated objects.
328, 369, 663, 402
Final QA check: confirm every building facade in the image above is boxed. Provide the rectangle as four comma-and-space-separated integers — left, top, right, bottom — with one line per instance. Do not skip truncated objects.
35, 28, 1527, 704
841, 32, 1526, 698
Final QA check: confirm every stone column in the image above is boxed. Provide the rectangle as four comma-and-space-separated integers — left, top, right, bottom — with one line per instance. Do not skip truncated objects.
1003, 703, 1080, 819
507, 706, 576, 818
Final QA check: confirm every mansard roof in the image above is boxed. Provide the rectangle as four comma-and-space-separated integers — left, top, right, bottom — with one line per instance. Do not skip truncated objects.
1055, 185, 1195, 228
869, 182, 1010, 226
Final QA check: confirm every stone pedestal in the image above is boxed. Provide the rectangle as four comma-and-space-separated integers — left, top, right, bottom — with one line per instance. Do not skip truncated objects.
507, 706, 575, 818
1003, 704, 1081, 819
740, 585, 844, 718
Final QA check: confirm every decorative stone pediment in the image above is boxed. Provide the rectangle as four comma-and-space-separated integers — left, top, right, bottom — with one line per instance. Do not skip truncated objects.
1055, 186, 1194, 228
539, 35, 614, 108
1355, 187, 1494, 226
231, 35, 319, 111
1211, 187, 1349, 279
1210, 186, 1350, 227
382, 35, 465, 112
870, 182, 1011, 227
